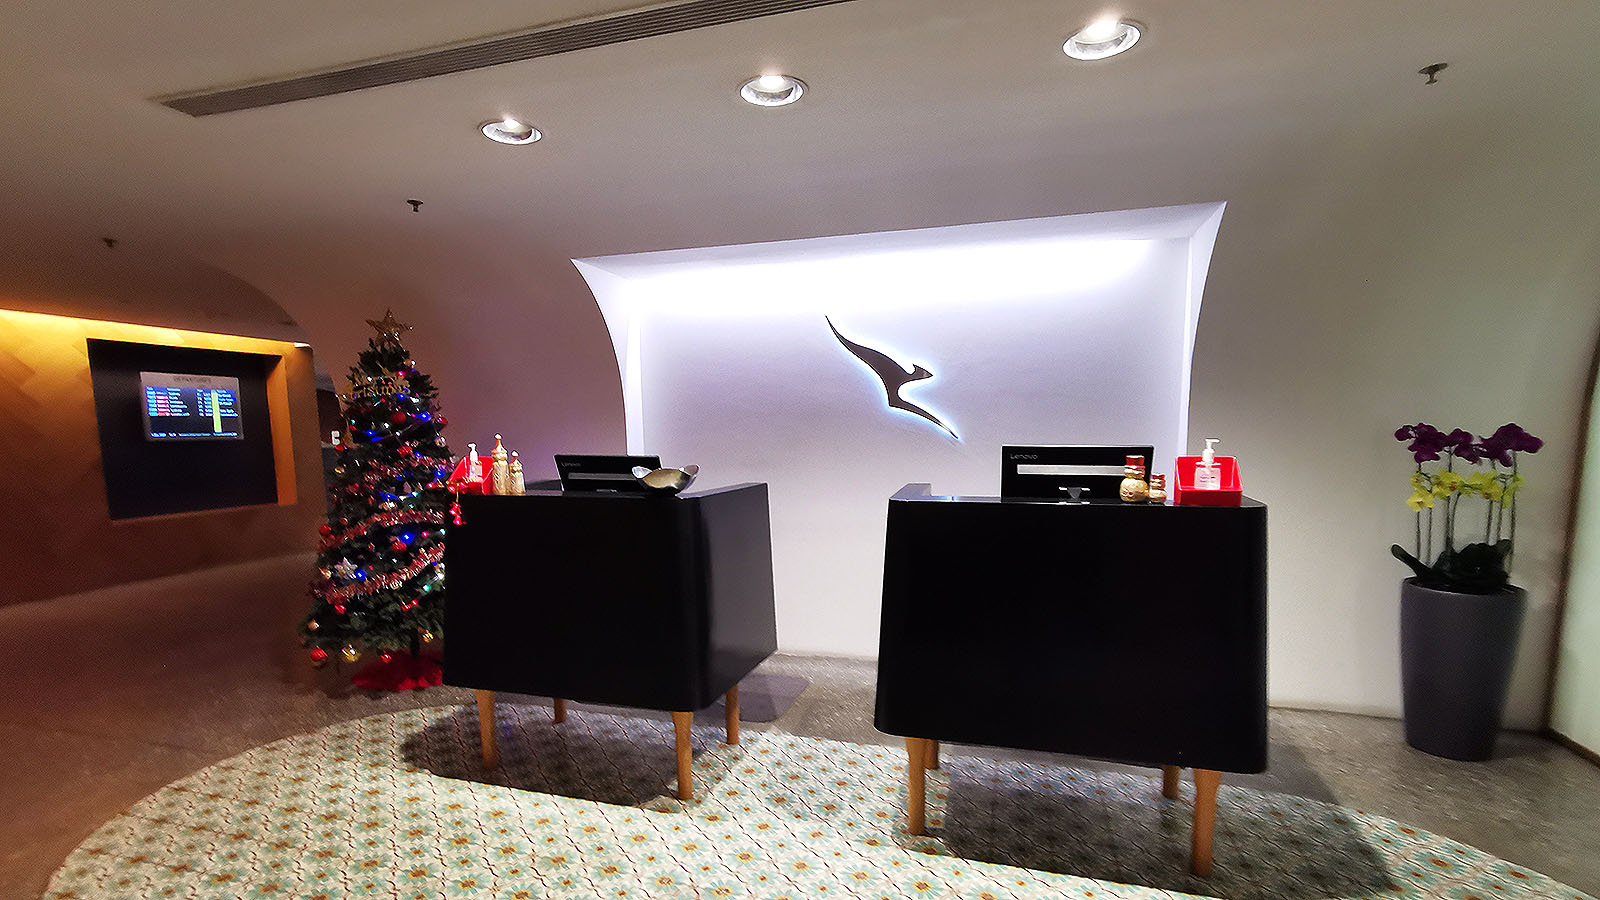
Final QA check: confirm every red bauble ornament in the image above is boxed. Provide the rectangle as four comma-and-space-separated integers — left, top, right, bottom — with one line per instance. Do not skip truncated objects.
333, 603, 347, 614
391, 411, 408, 424
438, 417, 448, 427
391, 539, 407, 552
319, 524, 333, 536
379, 651, 395, 664
309, 647, 328, 663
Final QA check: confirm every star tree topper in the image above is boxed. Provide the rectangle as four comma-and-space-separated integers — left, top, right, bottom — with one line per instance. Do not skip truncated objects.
366, 308, 413, 345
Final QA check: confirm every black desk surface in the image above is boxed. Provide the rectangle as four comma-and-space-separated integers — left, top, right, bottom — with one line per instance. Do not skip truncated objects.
874, 484, 1268, 773
444, 483, 777, 712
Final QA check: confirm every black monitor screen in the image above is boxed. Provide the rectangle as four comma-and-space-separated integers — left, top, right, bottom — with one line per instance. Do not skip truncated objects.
140, 371, 244, 440
554, 453, 661, 492
1001, 444, 1155, 501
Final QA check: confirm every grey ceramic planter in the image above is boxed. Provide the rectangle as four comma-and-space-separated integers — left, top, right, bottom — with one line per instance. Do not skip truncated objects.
1399, 578, 1526, 761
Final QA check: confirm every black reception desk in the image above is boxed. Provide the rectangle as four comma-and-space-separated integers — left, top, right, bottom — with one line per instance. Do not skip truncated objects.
443, 483, 777, 799
874, 483, 1268, 875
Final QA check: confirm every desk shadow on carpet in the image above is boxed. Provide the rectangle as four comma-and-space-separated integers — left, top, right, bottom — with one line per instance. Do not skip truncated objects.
709, 672, 808, 722
930, 756, 1395, 900
405, 705, 1399, 900
402, 704, 726, 807
401, 674, 805, 805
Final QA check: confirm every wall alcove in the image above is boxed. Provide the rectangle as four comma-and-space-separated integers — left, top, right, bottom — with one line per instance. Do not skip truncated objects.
577, 203, 1226, 655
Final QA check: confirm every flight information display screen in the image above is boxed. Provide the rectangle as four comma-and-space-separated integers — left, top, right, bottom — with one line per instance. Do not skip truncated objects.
139, 372, 244, 440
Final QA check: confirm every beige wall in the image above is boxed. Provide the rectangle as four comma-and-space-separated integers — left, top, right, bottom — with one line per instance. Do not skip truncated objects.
0, 309, 324, 607
263, 106, 1600, 730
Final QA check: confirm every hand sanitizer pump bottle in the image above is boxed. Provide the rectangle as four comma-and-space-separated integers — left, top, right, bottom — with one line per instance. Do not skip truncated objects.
1195, 438, 1222, 490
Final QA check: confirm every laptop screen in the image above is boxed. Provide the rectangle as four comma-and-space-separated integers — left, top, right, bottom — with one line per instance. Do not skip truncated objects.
554, 453, 662, 492
1000, 445, 1154, 501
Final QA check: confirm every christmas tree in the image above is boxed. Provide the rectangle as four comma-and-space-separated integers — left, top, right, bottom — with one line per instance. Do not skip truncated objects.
300, 310, 455, 688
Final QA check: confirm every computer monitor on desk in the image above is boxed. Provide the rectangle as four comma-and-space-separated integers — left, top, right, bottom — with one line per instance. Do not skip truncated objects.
554, 453, 661, 492
1000, 444, 1154, 501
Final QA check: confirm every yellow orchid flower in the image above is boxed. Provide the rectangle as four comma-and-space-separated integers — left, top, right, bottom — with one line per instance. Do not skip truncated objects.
1464, 471, 1502, 501
1431, 470, 1464, 498
1406, 487, 1434, 511
1409, 471, 1429, 491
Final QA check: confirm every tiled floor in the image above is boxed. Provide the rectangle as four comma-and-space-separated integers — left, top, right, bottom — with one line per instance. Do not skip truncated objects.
2, 553, 1597, 899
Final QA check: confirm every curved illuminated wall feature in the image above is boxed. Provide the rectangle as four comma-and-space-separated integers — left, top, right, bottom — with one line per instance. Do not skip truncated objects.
576, 202, 1226, 656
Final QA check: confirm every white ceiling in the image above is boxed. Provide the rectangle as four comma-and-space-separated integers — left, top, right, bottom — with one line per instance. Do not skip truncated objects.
4, 1, 1596, 345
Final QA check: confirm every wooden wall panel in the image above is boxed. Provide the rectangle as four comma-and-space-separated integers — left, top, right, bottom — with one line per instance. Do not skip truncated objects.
0, 309, 324, 606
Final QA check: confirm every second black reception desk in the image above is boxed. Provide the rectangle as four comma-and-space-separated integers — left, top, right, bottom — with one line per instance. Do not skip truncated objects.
874, 483, 1268, 876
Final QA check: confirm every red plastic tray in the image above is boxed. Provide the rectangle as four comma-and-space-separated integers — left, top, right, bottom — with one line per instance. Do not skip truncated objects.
1172, 455, 1242, 506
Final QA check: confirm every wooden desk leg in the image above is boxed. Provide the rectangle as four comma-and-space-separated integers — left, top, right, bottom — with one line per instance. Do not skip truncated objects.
725, 685, 740, 745
475, 690, 499, 771
553, 698, 567, 724
1162, 765, 1181, 799
925, 739, 941, 771
1191, 768, 1222, 876
905, 737, 927, 835
672, 711, 694, 801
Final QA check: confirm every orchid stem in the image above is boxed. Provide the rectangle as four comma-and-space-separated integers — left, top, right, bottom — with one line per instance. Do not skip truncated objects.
1444, 453, 1456, 551
1495, 480, 1505, 543
1424, 502, 1433, 563
1414, 463, 1423, 558
1508, 453, 1518, 571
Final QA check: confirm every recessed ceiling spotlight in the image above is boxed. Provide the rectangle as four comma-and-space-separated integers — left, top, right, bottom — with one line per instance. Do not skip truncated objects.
739, 73, 806, 107
1063, 17, 1142, 60
480, 116, 541, 145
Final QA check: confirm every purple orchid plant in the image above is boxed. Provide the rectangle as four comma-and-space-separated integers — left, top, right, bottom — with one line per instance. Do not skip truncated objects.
1392, 422, 1542, 593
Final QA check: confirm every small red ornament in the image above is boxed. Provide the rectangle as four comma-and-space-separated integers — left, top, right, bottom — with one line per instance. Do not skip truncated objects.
310, 647, 328, 663
333, 603, 346, 614
379, 650, 395, 664
438, 417, 448, 427
391, 539, 407, 552
391, 411, 408, 424
319, 524, 333, 536
399, 445, 414, 457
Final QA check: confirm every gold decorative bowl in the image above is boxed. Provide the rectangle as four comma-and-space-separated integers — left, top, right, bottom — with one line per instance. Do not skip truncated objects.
631, 464, 699, 494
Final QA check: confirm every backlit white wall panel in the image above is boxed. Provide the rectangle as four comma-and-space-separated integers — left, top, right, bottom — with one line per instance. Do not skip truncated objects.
578, 205, 1223, 656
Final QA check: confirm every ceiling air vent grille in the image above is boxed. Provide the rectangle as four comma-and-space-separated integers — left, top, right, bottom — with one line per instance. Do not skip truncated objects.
158, 0, 856, 116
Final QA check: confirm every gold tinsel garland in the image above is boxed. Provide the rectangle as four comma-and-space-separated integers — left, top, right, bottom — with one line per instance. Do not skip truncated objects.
317, 508, 448, 554
315, 546, 445, 604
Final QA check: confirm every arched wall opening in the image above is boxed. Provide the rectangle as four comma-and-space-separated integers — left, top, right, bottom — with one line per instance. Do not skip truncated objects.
1550, 325, 1600, 758
577, 203, 1226, 655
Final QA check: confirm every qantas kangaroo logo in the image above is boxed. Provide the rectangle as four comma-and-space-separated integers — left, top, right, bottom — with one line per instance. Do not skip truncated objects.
826, 317, 958, 440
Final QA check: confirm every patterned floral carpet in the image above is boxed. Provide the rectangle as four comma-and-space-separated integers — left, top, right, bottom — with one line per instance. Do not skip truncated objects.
45, 704, 1594, 900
